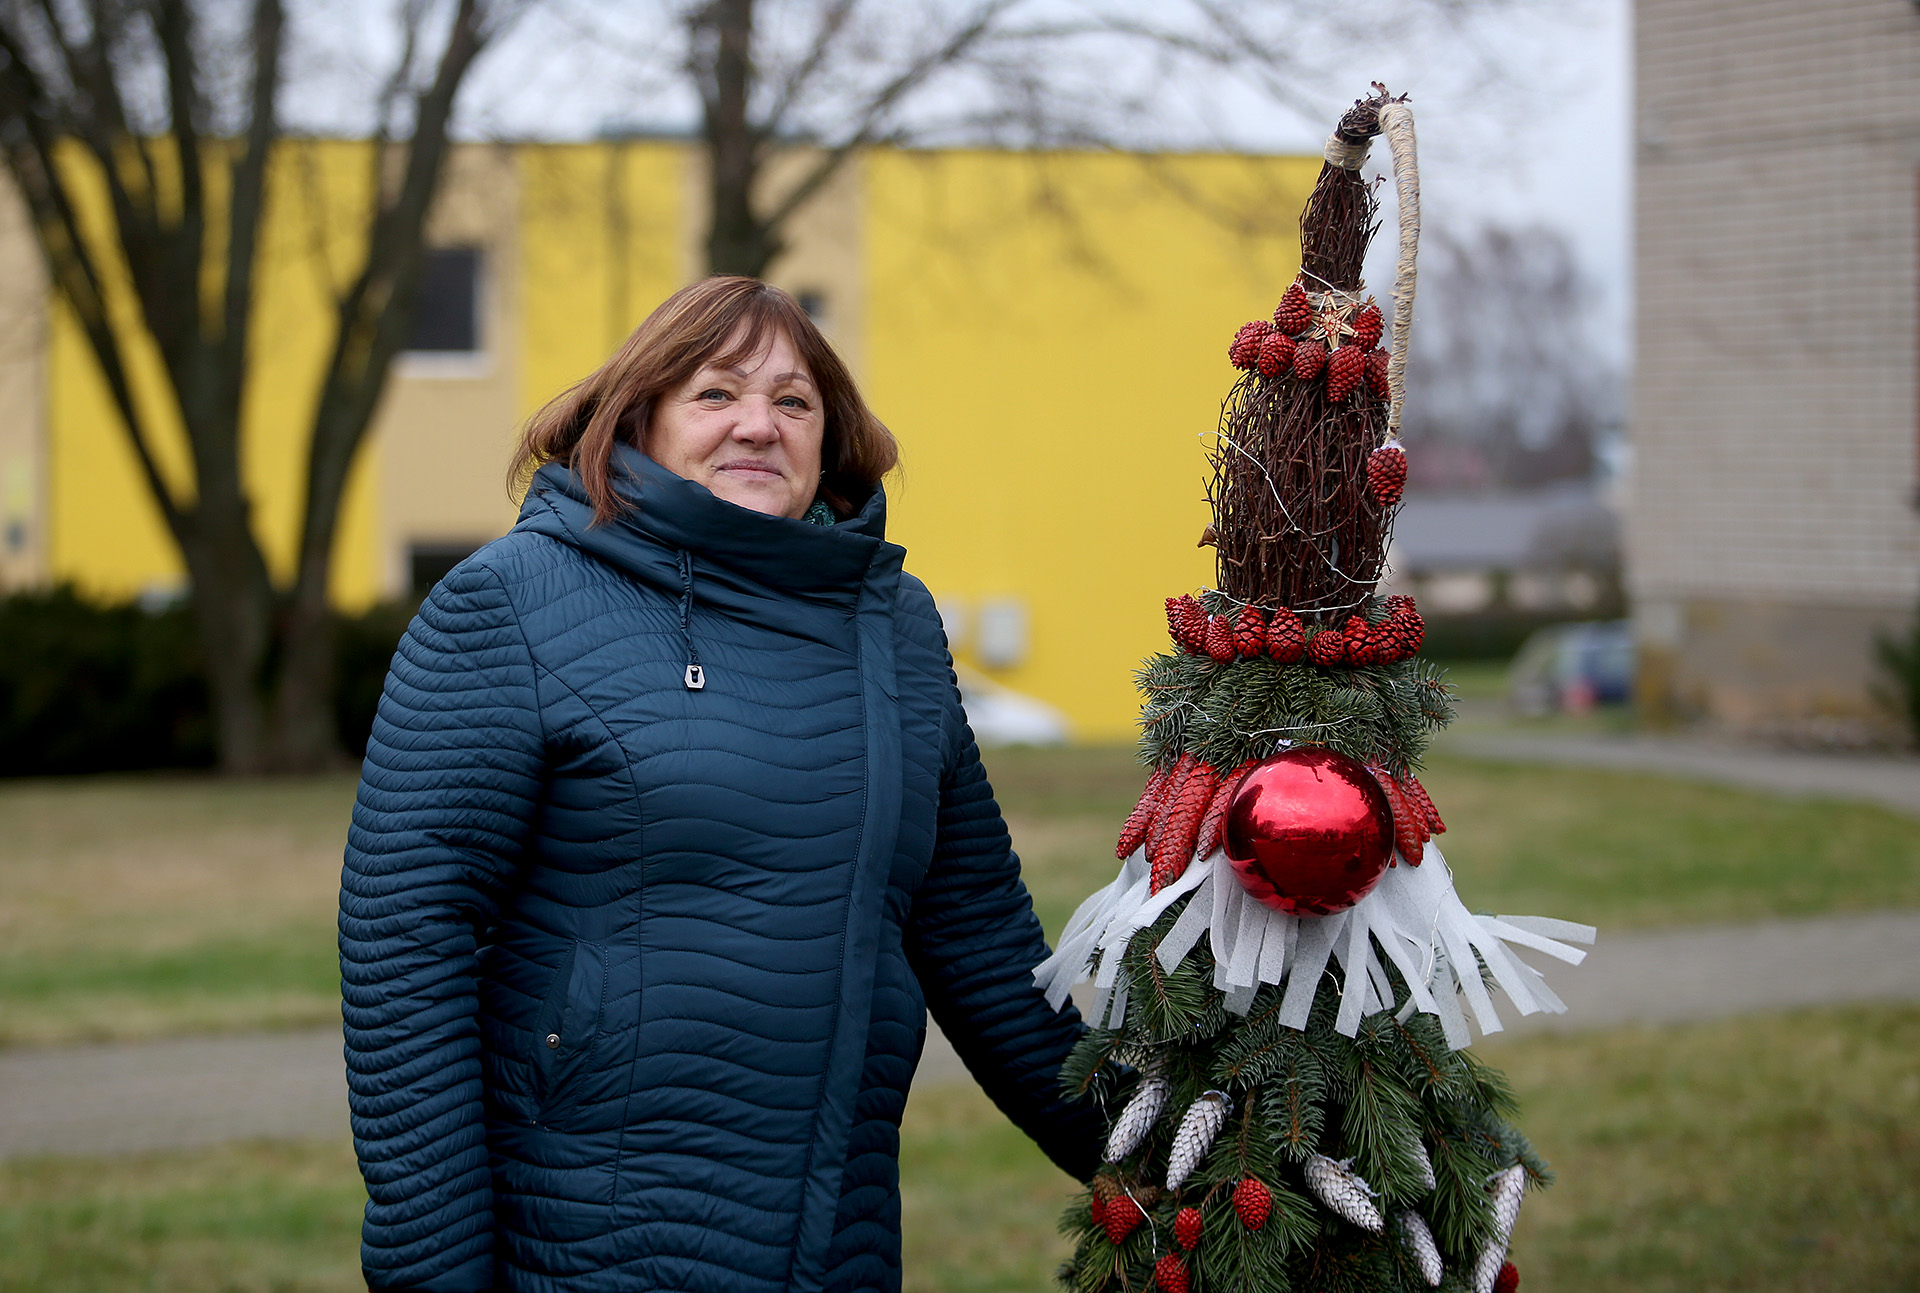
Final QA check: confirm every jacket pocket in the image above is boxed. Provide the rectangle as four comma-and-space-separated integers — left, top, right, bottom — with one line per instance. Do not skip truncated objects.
531, 939, 607, 1123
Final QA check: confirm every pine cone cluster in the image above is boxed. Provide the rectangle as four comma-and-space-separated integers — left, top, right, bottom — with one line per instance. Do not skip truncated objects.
1367, 443, 1408, 507
1228, 319, 1272, 369
1227, 281, 1389, 406
1366, 764, 1447, 866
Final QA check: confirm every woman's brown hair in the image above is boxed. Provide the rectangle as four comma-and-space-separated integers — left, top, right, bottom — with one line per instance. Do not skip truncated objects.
511, 277, 898, 524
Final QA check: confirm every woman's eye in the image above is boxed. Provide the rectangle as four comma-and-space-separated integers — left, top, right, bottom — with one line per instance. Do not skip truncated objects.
777, 396, 810, 411
699, 388, 730, 402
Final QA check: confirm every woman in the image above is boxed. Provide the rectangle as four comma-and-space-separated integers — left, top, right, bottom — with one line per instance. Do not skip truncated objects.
339, 277, 1104, 1293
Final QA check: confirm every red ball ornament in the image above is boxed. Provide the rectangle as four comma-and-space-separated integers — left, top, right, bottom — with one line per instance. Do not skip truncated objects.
1222, 747, 1395, 916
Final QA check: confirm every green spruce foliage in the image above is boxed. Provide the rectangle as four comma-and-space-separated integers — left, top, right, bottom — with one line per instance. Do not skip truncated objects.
1137, 593, 1453, 783
1057, 905, 1544, 1292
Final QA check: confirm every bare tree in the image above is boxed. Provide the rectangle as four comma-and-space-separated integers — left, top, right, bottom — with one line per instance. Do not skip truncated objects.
0, 0, 520, 772
550, 0, 1524, 278
1399, 222, 1620, 490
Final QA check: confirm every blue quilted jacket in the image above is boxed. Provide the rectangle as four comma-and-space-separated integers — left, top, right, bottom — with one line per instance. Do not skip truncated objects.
339, 446, 1102, 1292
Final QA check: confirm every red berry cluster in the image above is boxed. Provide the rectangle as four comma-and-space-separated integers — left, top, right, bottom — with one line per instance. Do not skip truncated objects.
1365, 764, 1447, 866
1227, 280, 1389, 408
1165, 594, 1424, 670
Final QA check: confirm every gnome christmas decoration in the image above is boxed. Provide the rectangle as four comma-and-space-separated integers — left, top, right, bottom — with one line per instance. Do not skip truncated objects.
1035, 87, 1596, 1292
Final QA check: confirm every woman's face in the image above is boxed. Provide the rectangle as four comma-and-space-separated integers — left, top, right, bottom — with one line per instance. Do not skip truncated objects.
643, 326, 825, 520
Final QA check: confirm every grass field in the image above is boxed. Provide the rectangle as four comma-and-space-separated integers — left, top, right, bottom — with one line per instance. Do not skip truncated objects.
3, 1004, 1913, 1292
3, 746, 1918, 1046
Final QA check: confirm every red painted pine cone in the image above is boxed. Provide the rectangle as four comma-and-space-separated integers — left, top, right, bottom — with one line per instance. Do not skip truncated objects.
1233, 1176, 1272, 1230
1390, 605, 1425, 655
1266, 608, 1305, 663
1353, 301, 1384, 349
1367, 444, 1408, 507
1173, 595, 1209, 653
1153, 1253, 1189, 1293
1228, 319, 1272, 369
1116, 765, 1171, 859
1174, 1205, 1203, 1251
1404, 771, 1445, 835
1343, 615, 1374, 666
1164, 597, 1189, 650
1291, 338, 1327, 381
1204, 614, 1236, 662
1150, 761, 1218, 891
1194, 759, 1255, 861
1326, 343, 1368, 402
1257, 330, 1296, 378
1365, 347, 1391, 399
1101, 1191, 1144, 1244
1493, 1261, 1520, 1293
1233, 605, 1267, 657
1369, 767, 1424, 865
1305, 625, 1345, 667
1273, 282, 1311, 335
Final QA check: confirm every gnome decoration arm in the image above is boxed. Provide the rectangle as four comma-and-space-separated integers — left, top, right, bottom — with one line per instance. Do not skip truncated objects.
1034, 86, 1594, 1293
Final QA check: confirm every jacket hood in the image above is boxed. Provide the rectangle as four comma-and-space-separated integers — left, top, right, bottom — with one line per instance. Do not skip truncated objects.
516, 444, 895, 615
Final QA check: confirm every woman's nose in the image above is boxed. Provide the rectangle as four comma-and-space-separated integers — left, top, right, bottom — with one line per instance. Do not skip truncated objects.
732, 397, 779, 445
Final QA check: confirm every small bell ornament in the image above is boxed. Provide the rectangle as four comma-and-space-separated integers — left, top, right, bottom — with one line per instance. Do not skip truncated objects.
1303, 1154, 1384, 1232
1164, 1091, 1230, 1191
1103, 1074, 1170, 1162
1395, 1210, 1445, 1287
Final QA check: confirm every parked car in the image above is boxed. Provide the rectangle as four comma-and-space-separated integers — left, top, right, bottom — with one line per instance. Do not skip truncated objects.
1507, 620, 1634, 715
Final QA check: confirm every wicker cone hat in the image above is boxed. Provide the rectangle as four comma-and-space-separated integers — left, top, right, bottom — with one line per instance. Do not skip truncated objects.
1211, 84, 1420, 625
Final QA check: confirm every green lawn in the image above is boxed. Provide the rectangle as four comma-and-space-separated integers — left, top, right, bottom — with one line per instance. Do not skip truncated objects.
4, 1005, 1913, 1292
2, 749, 1917, 1045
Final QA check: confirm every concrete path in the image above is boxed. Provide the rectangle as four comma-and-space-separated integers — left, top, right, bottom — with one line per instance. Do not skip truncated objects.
1446, 730, 1920, 818
6, 908, 1920, 1160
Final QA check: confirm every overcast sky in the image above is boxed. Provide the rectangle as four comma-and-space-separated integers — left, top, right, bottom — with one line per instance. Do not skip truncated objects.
292, 0, 1632, 356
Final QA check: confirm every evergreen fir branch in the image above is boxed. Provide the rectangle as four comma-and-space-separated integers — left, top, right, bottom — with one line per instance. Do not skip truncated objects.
1334, 1046, 1429, 1208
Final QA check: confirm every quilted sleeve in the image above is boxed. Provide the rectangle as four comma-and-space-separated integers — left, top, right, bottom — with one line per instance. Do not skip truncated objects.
905, 696, 1106, 1184
339, 563, 546, 1292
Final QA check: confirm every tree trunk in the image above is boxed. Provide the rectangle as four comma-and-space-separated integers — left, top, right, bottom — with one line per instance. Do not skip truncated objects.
702, 0, 781, 278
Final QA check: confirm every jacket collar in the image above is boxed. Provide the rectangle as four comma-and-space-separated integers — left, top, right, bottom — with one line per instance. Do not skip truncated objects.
519, 444, 892, 609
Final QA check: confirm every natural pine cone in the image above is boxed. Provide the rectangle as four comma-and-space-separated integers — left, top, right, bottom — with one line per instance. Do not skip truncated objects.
1233, 1176, 1272, 1231
1153, 1254, 1189, 1293
1291, 338, 1327, 381
1367, 443, 1408, 507
1326, 343, 1368, 402
1257, 330, 1296, 378
1353, 301, 1384, 349
1305, 625, 1345, 667
1266, 607, 1305, 663
1366, 347, 1391, 399
1204, 614, 1236, 662
1174, 1205, 1204, 1251
1228, 319, 1272, 369
1273, 282, 1311, 335
1233, 605, 1267, 657
1116, 765, 1170, 859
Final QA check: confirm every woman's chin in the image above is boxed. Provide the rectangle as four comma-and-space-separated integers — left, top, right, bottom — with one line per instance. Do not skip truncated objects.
708, 476, 799, 519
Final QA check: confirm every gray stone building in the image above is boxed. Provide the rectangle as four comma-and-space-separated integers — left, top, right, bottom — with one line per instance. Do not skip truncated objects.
1631, 0, 1920, 741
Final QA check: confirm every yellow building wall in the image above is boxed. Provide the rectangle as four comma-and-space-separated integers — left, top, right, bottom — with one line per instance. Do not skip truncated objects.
863, 149, 1320, 741
46, 138, 386, 607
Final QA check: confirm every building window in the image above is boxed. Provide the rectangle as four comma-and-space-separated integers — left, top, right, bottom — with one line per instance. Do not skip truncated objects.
408, 541, 482, 597
407, 247, 482, 354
